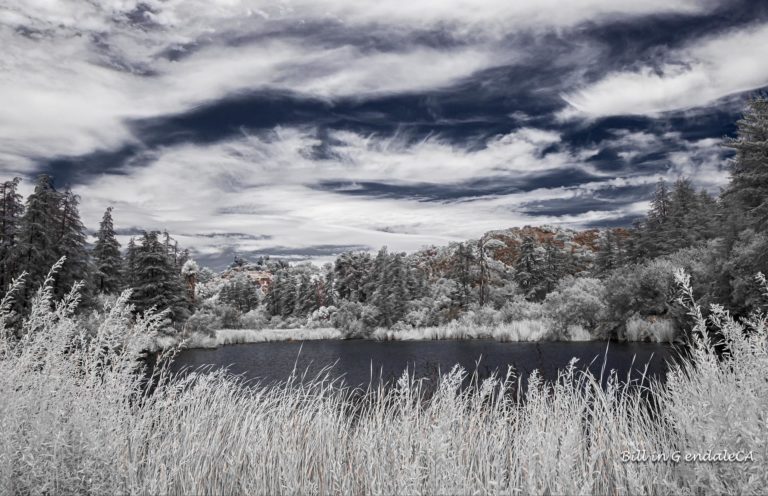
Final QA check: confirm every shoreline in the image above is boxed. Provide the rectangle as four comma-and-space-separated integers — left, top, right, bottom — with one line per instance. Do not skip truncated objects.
155, 323, 679, 351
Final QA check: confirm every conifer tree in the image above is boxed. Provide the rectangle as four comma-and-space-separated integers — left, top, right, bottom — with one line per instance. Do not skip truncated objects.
595, 231, 616, 274
723, 95, 768, 230
92, 207, 122, 294
541, 241, 566, 295
266, 270, 285, 316
54, 189, 90, 301
132, 231, 188, 322
450, 243, 474, 309
294, 273, 316, 317
642, 179, 672, 258
515, 236, 543, 300
0, 177, 24, 293
17, 175, 61, 304
124, 237, 138, 289
322, 263, 336, 307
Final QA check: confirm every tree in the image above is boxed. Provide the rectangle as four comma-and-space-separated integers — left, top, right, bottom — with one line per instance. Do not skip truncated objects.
124, 237, 138, 289
132, 231, 188, 322
450, 243, 475, 310
221, 272, 259, 313
541, 240, 567, 295
595, 230, 617, 275
723, 95, 768, 230
641, 179, 673, 258
181, 259, 199, 304
515, 236, 544, 300
92, 207, 122, 294
53, 189, 90, 301
476, 237, 491, 307
0, 177, 23, 293
17, 175, 61, 305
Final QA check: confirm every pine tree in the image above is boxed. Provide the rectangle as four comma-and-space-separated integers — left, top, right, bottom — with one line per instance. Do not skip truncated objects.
124, 237, 138, 289
294, 273, 316, 317
387, 253, 409, 324
723, 95, 768, 230
280, 273, 296, 317
515, 236, 543, 300
266, 270, 285, 316
17, 175, 61, 305
643, 179, 672, 258
221, 273, 259, 312
92, 207, 122, 294
132, 231, 188, 322
450, 243, 474, 309
53, 189, 90, 301
369, 247, 391, 324
541, 241, 565, 295
667, 178, 699, 251
0, 177, 24, 293
333, 252, 371, 303
322, 263, 336, 307
595, 230, 616, 274
476, 238, 490, 307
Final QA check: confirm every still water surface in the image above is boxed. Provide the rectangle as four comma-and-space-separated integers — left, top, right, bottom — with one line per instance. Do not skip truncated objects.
171, 339, 676, 388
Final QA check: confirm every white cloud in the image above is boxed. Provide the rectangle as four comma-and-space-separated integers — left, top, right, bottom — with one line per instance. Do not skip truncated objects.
71, 126, 668, 262
0, 0, 726, 168
563, 23, 768, 117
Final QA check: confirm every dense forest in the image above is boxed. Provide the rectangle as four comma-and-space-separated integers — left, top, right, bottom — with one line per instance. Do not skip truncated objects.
1, 97, 767, 343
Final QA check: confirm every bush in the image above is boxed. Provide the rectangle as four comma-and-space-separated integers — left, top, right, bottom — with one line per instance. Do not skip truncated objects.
238, 307, 270, 329
499, 294, 544, 322
331, 301, 380, 338
543, 277, 607, 338
306, 305, 337, 328
604, 258, 685, 338
184, 308, 221, 335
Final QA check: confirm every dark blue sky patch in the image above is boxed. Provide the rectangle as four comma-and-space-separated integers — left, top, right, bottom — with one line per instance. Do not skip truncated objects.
583, 214, 646, 229
314, 169, 601, 202
519, 183, 654, 217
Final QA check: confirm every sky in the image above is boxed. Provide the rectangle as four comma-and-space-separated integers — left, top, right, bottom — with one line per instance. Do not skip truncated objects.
1, 0, 767, 269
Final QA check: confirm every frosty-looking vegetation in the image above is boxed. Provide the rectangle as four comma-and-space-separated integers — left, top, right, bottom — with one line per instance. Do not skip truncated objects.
1, 261, 766, 494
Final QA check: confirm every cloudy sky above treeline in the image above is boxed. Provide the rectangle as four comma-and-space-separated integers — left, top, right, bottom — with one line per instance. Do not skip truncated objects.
1, 0, 767, 268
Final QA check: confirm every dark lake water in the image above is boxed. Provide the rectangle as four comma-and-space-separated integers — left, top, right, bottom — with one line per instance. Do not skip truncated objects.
170, 339, 678, 389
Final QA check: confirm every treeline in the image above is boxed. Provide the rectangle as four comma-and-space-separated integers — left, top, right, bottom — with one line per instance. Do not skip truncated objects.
0, 176, 193, 330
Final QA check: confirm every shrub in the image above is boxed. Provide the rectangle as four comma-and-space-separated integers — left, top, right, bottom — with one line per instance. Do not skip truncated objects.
604, 258, 685, 339
543, 277, 607, 337
238, 307, 270, 329
499, 294, 544, 322
306, 305, 337, 328
184, 308, 221, 335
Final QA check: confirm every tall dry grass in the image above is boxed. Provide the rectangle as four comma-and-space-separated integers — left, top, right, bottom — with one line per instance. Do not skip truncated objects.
1, 263, 766, 494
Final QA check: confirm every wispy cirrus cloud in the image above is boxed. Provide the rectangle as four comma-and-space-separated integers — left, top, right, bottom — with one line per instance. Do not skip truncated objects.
562, 22, 768, 118
0, 0, 760, 265
70, 125, 719, 267
0, 0, 731, 167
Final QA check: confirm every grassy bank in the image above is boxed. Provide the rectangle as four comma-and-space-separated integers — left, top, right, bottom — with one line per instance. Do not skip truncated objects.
0, 270, 766, 494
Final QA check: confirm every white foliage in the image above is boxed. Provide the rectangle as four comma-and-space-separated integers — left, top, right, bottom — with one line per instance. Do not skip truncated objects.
2, 267, 767, 494
181, 259, 200, 277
